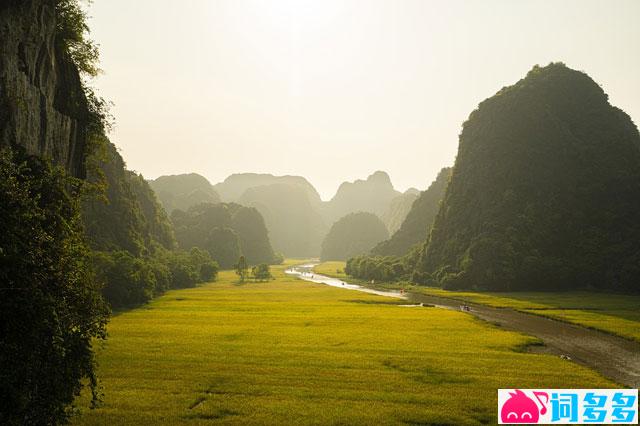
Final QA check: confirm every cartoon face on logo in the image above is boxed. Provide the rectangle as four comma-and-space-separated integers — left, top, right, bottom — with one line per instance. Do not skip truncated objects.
501, 389, 548, 423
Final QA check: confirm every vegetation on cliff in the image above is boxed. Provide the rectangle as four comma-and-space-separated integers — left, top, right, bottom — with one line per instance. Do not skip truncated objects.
372, 168, 451, 257
148, 173, 221, 214
0, 147, 109, 424
171, 202, 280, 268
414, 63, 640, 292
321, 212, 389, 261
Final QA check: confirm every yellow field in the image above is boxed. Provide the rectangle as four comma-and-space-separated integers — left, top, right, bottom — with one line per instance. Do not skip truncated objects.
317, 261, 640, 342
73, 262, 613, 425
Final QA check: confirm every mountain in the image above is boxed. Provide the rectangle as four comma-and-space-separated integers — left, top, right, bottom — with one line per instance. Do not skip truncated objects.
373, 168, 451, 257
324, 171, 401, 223
83, 141, 177, 255
214, 173, 322, 205
381, 190, 419, 234
414, 63, 640, 292
171, 202, 278, 268
321, 212, 389, 261
149, 173, 220, 214
238, 184, 327, 257
0, 0, 89, 178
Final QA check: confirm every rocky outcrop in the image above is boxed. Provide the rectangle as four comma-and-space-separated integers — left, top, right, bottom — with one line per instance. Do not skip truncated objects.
0, 0, 89, 178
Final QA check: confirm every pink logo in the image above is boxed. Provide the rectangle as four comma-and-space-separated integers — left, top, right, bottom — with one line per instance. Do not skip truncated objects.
501, 389, 548, 423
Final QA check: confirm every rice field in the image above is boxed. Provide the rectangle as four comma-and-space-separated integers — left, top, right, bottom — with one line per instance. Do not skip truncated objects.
315, 262, 640, 342
73, 262, 614, 425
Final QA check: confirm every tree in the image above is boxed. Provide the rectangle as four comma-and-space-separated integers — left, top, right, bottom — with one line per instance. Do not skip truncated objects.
252, 263, 273, 281
205, 227, 241, 269
235, 255, 248, 282
0, 148, 109, 424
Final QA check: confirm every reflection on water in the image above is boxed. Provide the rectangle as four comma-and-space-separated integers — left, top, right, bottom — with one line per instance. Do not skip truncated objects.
285, 263, 407, 299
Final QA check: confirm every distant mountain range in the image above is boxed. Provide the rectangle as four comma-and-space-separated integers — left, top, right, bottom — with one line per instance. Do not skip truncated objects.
149, 170, 438, 257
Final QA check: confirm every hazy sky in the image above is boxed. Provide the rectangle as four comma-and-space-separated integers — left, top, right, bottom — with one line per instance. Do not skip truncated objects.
88, 0, 640, 200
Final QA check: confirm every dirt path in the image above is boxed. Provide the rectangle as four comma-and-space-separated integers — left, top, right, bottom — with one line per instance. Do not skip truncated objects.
409, 293, 640, 388
288, 265, 640, 388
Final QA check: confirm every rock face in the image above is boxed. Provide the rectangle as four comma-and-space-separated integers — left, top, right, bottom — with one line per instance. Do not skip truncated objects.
381, 191, 419, 235
324, 171, 400, 224
149, 173, 221, 214
214, 173, 322, 205
373, 168, 451, 257
0, 0, 89, 178
238, 184, 327, 257
415, 63, 640, 292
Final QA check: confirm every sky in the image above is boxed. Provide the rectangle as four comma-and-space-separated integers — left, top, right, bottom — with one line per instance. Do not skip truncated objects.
87, 0, 640, 200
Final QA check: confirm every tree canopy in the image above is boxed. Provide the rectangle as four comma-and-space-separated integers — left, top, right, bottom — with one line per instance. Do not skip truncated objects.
0, 147, 108, 424
171, 202, 278, 268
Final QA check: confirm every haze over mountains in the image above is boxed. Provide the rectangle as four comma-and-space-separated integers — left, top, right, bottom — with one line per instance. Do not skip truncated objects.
150, 170, 435, 257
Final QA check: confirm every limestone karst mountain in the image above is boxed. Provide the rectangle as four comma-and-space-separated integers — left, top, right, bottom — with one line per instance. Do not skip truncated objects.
414, 63, 640, 292
149, 173, 221, 214
321, 212, 389, 261
324, 171, 401, 224
372, 168, 451, 257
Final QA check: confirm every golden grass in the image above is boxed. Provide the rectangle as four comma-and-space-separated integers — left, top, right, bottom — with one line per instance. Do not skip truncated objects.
315, 261, 640, 342
73, 263, 614, 425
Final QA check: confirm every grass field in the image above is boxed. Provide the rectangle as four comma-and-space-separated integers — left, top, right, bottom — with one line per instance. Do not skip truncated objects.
73, 261, 614, 425
313, 261, 349, 279
315, 262, 640, 342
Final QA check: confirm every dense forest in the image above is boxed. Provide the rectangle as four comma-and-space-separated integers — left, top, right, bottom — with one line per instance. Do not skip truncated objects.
347, 64, 640, 293
171, 202, 280, 268
414, 63, 640, 292
320, 212, 389, 261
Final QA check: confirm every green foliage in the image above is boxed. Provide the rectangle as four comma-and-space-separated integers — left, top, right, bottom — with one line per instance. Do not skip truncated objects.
231, 206, 279, 265
171, 202, 278, 267
206, 227, 241, 269
93, 251, 157, 308
372, 168, 451, 257
415, 63, 640, 292
189, 247, 219, 282
0, 147, 108, 424
55, 0, 100, 77
92, 248, 219, 308
82, 141, 176, 253
82, 142, 148, 255
346, 252, 416, 282
126, 171, 176, 251
235, 255, 248, 282
252, 263, 273, 281
321, 212, 389, 261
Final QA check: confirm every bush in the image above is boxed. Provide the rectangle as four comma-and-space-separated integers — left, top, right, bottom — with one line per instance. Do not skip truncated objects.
93, 248, 219, 308
252, 263, 273, 281
0, 148, 108, 424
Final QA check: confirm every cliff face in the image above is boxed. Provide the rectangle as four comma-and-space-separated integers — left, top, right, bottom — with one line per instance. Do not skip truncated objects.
0, 0, 88, 178
414, 63, 640, 292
